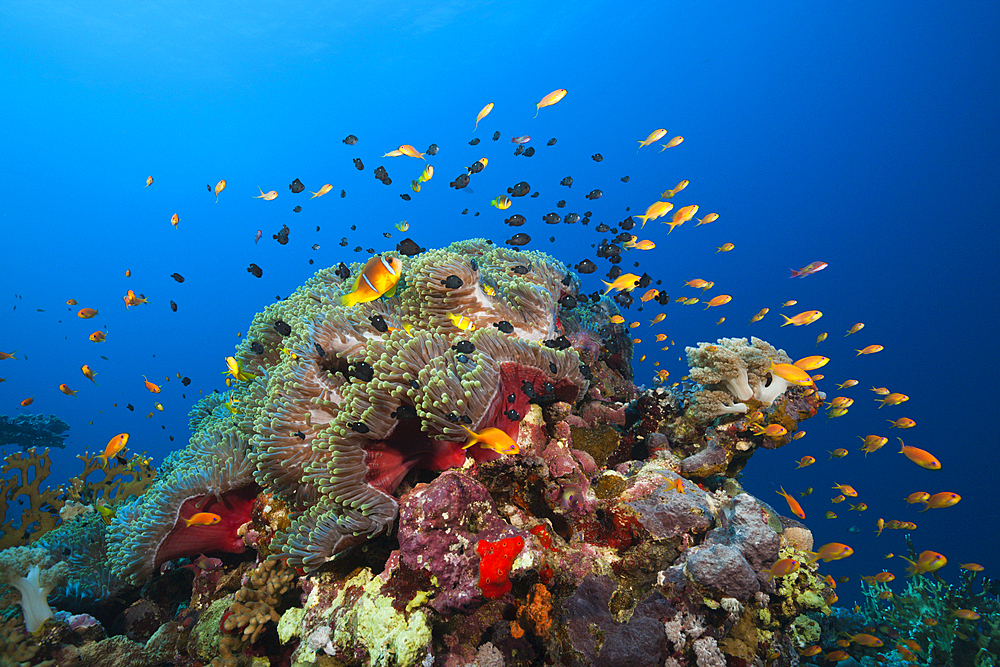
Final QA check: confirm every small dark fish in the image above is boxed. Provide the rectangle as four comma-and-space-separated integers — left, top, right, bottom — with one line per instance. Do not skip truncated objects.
374, 166, 391, 184
470, 259, 478, 272
581, 217, 590, 225
445, 412, 460, 423
170, 300, 178, 312
341, 190, 346, 198
607, 265, 622, 280
126, 404, 134, 411
544, 336, 571, 350
507, 181, 530, 197
273, 225, 290, 245
396, 238, 424, 256
513, 265, 529, 275
615, 232, 632, 243
506, 233, 531, 247
293, 206, 302, 213
521, 380, 538, 399
547, 138, 557, 146
492, 131, 501, 141
620, 216, 635, 230
468, 160, 486, 175
400, 194, 411, 201
494, 321, 514, 334
504, 409, 521, 421
171, 273, 185, 283
247, 263, 263, 278
557, 200, 566, 208
349, 422, 370, 434
513, 144, 525, 156
586, 189, 603, 200
530, 191, 539, 198
294, 430, 306, 440
251, 341, 265, 354
614, 291, 634, 308
560, 176, 573, 187
621, 175, 630, 182
289, 178, 305, 193
505, 214, 527, 227
442, 275, 463, 289
335, 262, 351, 280
354, 158, 364, 171
564, 212, 580, 224
575, 259, 597, 274
461, 209, 469, 215
561, 273, 572, 286
274, 320, 292, 336
637, 273, 652, 289
350, 361, 374, 382
469, 137, 480, 145
343, 134, 359, 145
340, 238, 348, 247
507, 393, 516, 403
311, 244, 320, 250
462, 415, 473, 425
559, 295, 577, 310
549, 362, 558, 374
391, 405, 418, 420
453, 340, 475, 354
523, 147, 535, 157
181, 377, 191, 386
543, 212, 561, 225
426, 144, 439, 155
655, 291, 671, 306
206, 184, 211, 192
456, 354, 468, 363
450, 173, 471, 189
592, 153, 603, 162
369, 314, 388, 333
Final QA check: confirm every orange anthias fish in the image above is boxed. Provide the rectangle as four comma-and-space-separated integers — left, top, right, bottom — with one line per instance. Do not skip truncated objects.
213, 179, 226, 202
98, 433, 129, 467
253, 187, 278, 200
638, 128, 667, 151
89, 331, 107, 343
310, 183, 334, 199
876, 392, 908, 408
81, 365, 99, 385
143, 375, 162, 393
0, 350, 18, 360
796, 456, 816, 468
661, 179, 689, 198
460, 424, 519, 455
77, 307, 98, 319
793, 355, 829, 371
474, 102, 494, 131
845, 322, 865, 336
833, 483, 858, 497
920, 492, 960, 511
716, 243, 735, 253
123, 290, 148, 308
19, 396, 33, 406
776, 486, 805, 519
695, 212, 718, 226
856, 344, 884, 355
185, 512, 222, 527
898, 438, 941, 470
340, 255, 403, 307
770, 362, 814, 386
59, 384, 77, 396
905, 491, 931, 505
66, 299, 78, 305
836, 379, 858, 389
763, 558, 801, 581
779, 310, 823, 326
858, 435, 888, 455
752, 424, 787, 438
145, 175, 153, 187
660, 136, 683, 150
664, 204, 698, 234
789, 261, 828, 278
641, 289, 659, 302
635, 200, 673, 228
751, 308, 769, 323
602, 273, 641, 294
888, 417, 916, 429
849, 634, 884, 648
398, 144, 426, 160
899, 550, 947, 576
534, 88, 567, 117
170, 213, 180, 227
703, 294, 731, 309
807, 543, 854, 563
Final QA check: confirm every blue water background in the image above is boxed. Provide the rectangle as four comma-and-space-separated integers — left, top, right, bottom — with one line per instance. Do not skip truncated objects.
1, 1, 998, 608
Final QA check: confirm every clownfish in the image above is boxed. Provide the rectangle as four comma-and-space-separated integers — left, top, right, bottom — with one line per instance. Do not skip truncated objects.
340, 256, 403, 307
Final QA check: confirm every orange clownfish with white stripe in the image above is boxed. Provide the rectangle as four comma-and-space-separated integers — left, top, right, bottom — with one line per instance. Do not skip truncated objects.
340, 255, 403, 307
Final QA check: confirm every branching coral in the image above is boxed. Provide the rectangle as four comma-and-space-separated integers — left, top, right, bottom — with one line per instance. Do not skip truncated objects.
221, 558, 296, 644
0, 448, 65, 549
0, 414, 70, 451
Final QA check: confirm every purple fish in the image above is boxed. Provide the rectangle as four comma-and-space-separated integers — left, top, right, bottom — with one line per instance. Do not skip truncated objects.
254, 229, 262, 244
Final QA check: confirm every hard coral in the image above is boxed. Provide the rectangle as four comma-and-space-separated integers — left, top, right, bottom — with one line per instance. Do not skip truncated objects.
0, 447, 66, 548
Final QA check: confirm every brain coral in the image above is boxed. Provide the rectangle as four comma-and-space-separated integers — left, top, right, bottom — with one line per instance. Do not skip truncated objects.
109, 240, 590, 577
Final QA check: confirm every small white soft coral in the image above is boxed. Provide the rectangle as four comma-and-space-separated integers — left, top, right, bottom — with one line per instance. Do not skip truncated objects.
10, 564, 55, 632
754, 373, 790, 406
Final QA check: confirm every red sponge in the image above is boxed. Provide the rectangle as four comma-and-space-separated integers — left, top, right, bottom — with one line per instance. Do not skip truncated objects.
476, 536, 525, 599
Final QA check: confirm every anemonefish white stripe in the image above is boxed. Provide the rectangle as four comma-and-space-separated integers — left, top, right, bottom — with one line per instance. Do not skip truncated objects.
362, 273, 377, 291
380, 256, 397, 275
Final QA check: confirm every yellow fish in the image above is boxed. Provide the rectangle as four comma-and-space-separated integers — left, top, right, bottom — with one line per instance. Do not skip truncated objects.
659, 136, 683, 150
310, 183, 334, 199
253, 187, 278, 200
475, 102, 494, 131
534, 88, 567, 117
98, 433, 129, 468
638, 128, 667, 151
213, 179, 226, 202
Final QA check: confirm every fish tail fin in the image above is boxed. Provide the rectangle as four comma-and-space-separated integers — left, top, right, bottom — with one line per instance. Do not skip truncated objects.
97, 455, 107, 468
533, 106, 539, 118
789, 269, 800, 278
779, 314, 792, 326
340, 292, 358, 308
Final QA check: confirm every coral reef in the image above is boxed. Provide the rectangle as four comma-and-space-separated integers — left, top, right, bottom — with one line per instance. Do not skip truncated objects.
0, 448, 66, 549
0, 242, 860, 666
0, 414, 70, 451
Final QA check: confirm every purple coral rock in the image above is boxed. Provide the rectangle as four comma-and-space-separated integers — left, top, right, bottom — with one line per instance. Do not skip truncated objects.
542, 438, 578, 478
563, 575, 672, 667
679, 439, 729, 476
396, 470, 525, 614
624, 474, 713, 540
710, 494, 780, 571
684, 543, 760, 601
